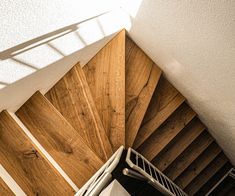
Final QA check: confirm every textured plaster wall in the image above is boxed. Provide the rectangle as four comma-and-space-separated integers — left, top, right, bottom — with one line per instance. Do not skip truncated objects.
123, 0, 235, 164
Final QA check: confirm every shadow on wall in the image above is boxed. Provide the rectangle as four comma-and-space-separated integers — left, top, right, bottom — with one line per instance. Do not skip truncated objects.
0, 10, 126, 112
0, 12, 108, 87
0, 12, 108, 61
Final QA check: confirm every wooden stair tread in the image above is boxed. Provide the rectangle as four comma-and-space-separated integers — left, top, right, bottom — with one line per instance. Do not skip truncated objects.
175, 142, 222, 189
125, 36, 162, 147
0, 178, 14, 196
164, 131, 214, 181
0, 110, 74, 195
184, 152, 228, 195
133, 77, 185, 149
16, 91, 103, 188
141, 76, 179, 125
83, 30, 125, 151
196, 162, 233, 195
152, 117, 205, 171
137, 102, 196, 161
0, 31, 231, 194
46, 63, 113, 161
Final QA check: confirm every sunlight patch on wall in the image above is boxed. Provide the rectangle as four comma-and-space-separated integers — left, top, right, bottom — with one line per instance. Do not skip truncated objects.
12, 44, 63, 69
49, 31, 86, 56
165, 59, 183, 75
98, 9, 132, 33
78, 19, 105, 45
0, 84, 6, 90
120, 0, 143, 18
0, 59, 35, 83
0, 8, 131, 88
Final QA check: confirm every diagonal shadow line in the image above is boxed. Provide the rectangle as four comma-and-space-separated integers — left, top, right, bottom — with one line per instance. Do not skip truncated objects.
0, 81, 9, 85
96, 18, 106, 37
11, 57, 38, 70
47, 43, 66, 57
74, 31, 87, 46
0, 10, 111, 60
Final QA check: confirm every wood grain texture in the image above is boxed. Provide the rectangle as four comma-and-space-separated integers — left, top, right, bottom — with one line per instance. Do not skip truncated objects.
152, 117, 205, 171
133, 76, 185, 149
139, 76, 179, 126
175, 142, 221, 189
0, 110, 74, 195
0, 178, 14, 196
184, 152, 228, 195
83, 30, 125, 151
164, 131, 214, 181
196, 162, 232, 195
137, 103, 196, 161
125, 36, 162, 147
46, 63, 113, 161
16, 92, 103, 188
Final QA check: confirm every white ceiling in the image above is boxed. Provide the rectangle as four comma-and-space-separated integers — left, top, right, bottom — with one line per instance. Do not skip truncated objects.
122, 0, 235, 164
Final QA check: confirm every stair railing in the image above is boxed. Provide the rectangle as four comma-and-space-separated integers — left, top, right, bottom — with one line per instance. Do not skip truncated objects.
76, 146, 188, 196
126, 148, 188, 196
75, 146, 124, 196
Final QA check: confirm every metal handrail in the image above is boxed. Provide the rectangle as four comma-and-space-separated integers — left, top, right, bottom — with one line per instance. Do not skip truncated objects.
75, 146, 124, 196
125, 148, 188, 196
205, 168, 235, 196
76, 146, 188, 196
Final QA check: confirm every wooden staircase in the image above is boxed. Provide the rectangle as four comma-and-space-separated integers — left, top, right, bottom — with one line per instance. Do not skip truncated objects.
0, 30, 233, 195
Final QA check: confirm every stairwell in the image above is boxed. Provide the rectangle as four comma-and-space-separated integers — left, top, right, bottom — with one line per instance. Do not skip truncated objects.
0, 30, 233, 195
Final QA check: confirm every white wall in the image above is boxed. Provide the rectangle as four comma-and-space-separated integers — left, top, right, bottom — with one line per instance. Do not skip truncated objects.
0, 0, 130, 112
122, 0, 235, 164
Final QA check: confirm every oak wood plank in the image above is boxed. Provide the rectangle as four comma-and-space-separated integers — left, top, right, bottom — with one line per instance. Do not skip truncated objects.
139, 76, 180, 125
83, 30, 125, 150
46, 63, 113, 161
184, 152, 228, 195
152, 117, 205, 171
0, 178, 14, 196
0, 110, 74, 195
125, 36, 162, 147
16, 92, 103, 188
175, 142, 221, 189
133, 78, 185, 149
137, 103, 196, 161
164, 131, 214, 181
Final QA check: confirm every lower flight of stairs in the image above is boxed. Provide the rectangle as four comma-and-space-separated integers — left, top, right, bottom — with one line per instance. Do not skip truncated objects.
0, 30, 233, 195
